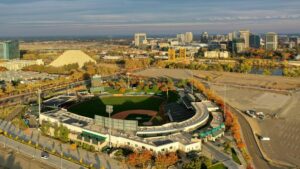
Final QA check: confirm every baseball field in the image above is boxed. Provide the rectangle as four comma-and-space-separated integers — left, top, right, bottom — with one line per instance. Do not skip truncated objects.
67, 95, 164, 118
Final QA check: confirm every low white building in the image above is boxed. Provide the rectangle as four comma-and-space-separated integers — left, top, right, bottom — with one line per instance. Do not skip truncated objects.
0, 59, 44, 71
102, 55, 123, 60
204, 51, 230, 58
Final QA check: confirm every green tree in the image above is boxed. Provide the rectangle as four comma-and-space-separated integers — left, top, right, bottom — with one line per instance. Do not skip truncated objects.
59, 125, 70, 142
263, 69, 271, 75
182, 158, 202, 169
239, 62, 252, 73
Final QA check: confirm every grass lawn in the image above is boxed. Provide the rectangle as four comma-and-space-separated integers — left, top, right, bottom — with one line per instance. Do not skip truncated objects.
68, 96, 164, 118
208, 162, 228, 169
231, 148, 242, 165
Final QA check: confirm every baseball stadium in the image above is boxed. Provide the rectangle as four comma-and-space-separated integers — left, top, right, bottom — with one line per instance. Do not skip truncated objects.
39, 76, 225, 154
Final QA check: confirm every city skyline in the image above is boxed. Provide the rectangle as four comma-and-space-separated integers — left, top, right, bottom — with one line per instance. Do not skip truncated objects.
0, 0, 300, 36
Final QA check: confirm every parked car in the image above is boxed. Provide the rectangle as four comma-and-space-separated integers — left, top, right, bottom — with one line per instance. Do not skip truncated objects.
41, 151, 49, 159
245, 110, 256, 118
256, 112, 265, 119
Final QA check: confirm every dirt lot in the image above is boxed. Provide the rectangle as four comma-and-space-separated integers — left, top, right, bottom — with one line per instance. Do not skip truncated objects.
211, 85, 300, 167
135, 68, 300, 167
135, 68, 300, 90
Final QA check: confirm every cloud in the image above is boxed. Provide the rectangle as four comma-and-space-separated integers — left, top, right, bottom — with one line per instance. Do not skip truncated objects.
0, 0, 300, 36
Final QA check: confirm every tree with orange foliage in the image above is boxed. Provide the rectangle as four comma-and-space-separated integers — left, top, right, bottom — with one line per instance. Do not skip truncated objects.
155, 152, 178, 169
127, 150, 152, 169
237, 142, 246, 149
119, 87, 126, 94
69, 143, 77, 150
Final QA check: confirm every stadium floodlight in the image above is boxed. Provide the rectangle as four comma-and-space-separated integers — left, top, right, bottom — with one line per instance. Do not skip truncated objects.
106, 105, 113, 148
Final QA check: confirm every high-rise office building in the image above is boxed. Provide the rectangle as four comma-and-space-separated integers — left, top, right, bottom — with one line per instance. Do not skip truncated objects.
168, 48, 176, 61
0, 40, 20, 60
250, 34, 261, 49
265, 32, 278, 51
134, 33, 147, 47
228, 31, 238, 41
185, 32, 193, 43
179, 48, 186, 59
177, 34, 185, 43
232, 38, 245, 53
290, 37, 300, 45
201, 32, 209, 43
239, 30, 250, 49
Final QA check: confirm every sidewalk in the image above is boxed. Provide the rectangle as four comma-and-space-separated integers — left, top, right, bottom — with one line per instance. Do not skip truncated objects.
0, 119, 130, 169
202, 142, 244, 169
0, 145, 56, 169
223, 135, 247, 167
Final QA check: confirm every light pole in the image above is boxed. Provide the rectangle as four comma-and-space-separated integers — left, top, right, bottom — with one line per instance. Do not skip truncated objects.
106, 105, 113, 148
126, 73, 130, 89
190, 70, 194, 94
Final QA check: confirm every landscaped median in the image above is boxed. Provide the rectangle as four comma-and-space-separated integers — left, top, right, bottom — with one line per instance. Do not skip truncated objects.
0, 128, 100, 169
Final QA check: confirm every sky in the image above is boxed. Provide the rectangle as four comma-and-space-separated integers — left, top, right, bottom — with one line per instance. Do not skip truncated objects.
0, 0, 300, 37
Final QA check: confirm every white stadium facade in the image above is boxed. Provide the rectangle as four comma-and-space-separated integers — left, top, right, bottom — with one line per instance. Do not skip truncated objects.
39, 89, 225, 154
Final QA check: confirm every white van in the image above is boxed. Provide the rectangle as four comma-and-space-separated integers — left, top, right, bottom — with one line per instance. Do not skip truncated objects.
260, 136, 270, 141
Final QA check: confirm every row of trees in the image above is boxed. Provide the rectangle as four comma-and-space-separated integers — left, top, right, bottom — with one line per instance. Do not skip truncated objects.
154, 59, 300, 77
0, 74, 77, 97
82, 62, 119, 76
102, 76, 176, 94
0, 66, 7, 72
127, 150, 178, 169
182, 156, 212, 169
237, 48, 297, 60
283, 67, 300, 77
189, 79, 253, 169
40, 120, 70, 143
23, 63, 79, 75
124, 58, 150, 70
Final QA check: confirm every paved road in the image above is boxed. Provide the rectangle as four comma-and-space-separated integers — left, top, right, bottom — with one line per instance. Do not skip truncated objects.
227, 105, 273, 169
0, 119, 128, 169
0, 135, 84, 169
202, 142, 243, 169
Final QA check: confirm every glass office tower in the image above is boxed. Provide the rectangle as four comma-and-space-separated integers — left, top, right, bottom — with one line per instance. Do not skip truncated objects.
0, 40, 20, 60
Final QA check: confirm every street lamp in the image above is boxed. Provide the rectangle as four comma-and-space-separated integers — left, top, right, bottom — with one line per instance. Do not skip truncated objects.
106, 105, 113, 148
37, 89, 42, 126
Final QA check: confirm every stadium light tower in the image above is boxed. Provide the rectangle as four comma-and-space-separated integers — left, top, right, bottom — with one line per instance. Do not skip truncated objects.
190, 70, 194, 94
106, 105, 113, 148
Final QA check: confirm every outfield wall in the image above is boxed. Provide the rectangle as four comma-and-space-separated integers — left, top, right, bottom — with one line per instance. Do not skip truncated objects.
94, 115, 138, 131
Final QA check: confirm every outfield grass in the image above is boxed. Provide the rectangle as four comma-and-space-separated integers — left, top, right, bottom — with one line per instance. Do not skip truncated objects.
67, 96, 164, 118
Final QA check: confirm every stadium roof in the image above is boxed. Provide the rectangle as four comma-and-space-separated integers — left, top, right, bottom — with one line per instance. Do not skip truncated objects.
50, 50, 96, 68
